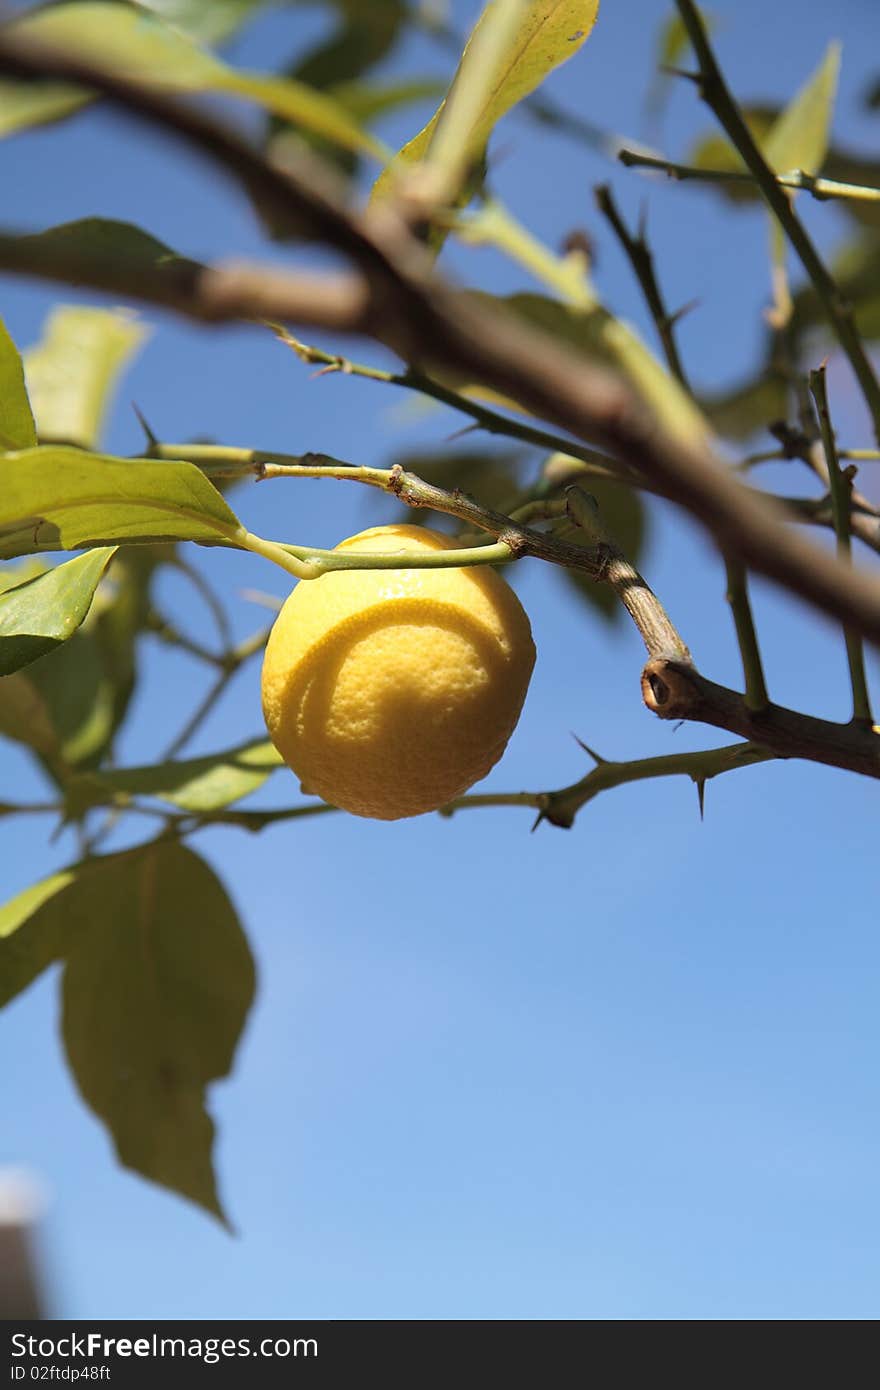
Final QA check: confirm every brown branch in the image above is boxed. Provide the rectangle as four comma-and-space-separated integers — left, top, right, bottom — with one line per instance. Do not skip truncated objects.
565, 487, 691, 661
2, 35, 880, 654
642, 660, 880, 779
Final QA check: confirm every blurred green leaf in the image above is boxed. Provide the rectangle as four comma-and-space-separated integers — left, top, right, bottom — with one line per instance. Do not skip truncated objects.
7, 217, 196, 276
0, 840, 255, 1222
702, 369, 789, 441
645, 6, 715, 122
139, 0, 268, 44
460, 291, 707, 445
0, 76, 88, 138
0, 866, 76, 1007
373, 0, 600, 200
291, 0, 407, 91
0, 446, 241, 559
0, 317, 37, 451
329, 76, 446, 125
261, 2, 410, 198
763, 42, 840, 177
0, 550, 169, 774
703, 232, 880, 440
0, 670, 60, 759
91, 547, 169, 743
6, 2, 385, 159
687, 106, 775, 189
25, 628, 118, 770
0, 547, 117, 676
25, 307, 148, 450
82, 738, 283, 812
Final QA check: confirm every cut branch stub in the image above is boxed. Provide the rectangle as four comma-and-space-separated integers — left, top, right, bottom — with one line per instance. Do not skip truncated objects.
641, 657, 880, 779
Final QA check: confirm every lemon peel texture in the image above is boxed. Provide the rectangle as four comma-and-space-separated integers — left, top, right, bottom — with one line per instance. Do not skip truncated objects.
261, 524, 536, 820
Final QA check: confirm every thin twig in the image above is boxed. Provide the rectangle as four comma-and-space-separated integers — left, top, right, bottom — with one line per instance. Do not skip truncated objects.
592, 185, 768, 706
275, 332, 628, 482
594, 184, 691, 390
809, 368, 874, 727
672, 0, 880, 441
723, 554, 769, 711
619, 149, 880, 204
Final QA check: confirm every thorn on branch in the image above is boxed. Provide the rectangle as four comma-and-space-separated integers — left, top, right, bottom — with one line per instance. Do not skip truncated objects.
573, 734, 607, 764
132, 402, 158, 451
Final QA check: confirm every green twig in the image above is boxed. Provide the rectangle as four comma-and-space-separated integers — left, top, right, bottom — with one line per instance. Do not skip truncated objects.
122, 743, 776, 835
443, 741, 775, 827
673, 0, 880, 442
144, 446, 613, 581
619, 149, 880, 204
809, 367, 874, 726
740, 446, 880, 469
273, 329, 625, 479
723, 554, 769, 712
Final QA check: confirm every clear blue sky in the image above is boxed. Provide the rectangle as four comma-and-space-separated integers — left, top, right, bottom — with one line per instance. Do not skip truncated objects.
2, 0, 880, 1319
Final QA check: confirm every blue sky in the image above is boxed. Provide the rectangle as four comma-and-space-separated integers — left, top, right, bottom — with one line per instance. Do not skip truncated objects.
2, 0, 879, 1319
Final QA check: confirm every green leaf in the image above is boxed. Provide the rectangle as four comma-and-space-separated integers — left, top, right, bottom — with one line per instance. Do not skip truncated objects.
8, 216, 196, 276
372, 0, 600, 199
687, 107, 777, 198
7, 2, 385, 159
0, 548, 169, 774
291, 0, 407, 91
0, 446, 241, 559
91, 546, 169, 745
763, 42, 840, 177
328, 77, 447, 126
0, 867, 76, 1007
0, 79, 88, 139
25, 628, 118, 770
549, 466, 648, 622
645, 6, 716, 121
0, 672, 60, 758
25, 307, 148, 449
0, 840, 255, 1221
139, 0, 267, 44
462, 291, 709, 445
702, 369, 789, 441
80, 738, 283, 813
0, 317, 37, 451
0, 547, 117, 676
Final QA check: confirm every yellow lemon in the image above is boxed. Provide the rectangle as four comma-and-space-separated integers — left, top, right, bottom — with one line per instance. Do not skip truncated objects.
261, 524, 535, 820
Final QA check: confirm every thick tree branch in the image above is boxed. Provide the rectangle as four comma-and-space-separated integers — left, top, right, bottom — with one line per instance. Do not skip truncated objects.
642, 660, 880, 778
2, 36, 880, 654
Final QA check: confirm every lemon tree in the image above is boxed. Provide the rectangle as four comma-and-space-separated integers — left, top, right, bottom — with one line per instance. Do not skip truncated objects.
1, 0, 879, 1224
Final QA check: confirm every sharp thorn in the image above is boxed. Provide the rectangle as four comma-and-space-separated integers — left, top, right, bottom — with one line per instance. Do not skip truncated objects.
695, 777, 706, 821
132, 402, 158, 449
446, 422, 481, 443
667, 297, 700, 329
572, 733, 606, 763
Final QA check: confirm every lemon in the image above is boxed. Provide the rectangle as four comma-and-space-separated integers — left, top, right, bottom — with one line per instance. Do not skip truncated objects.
261, 524, 536, 820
